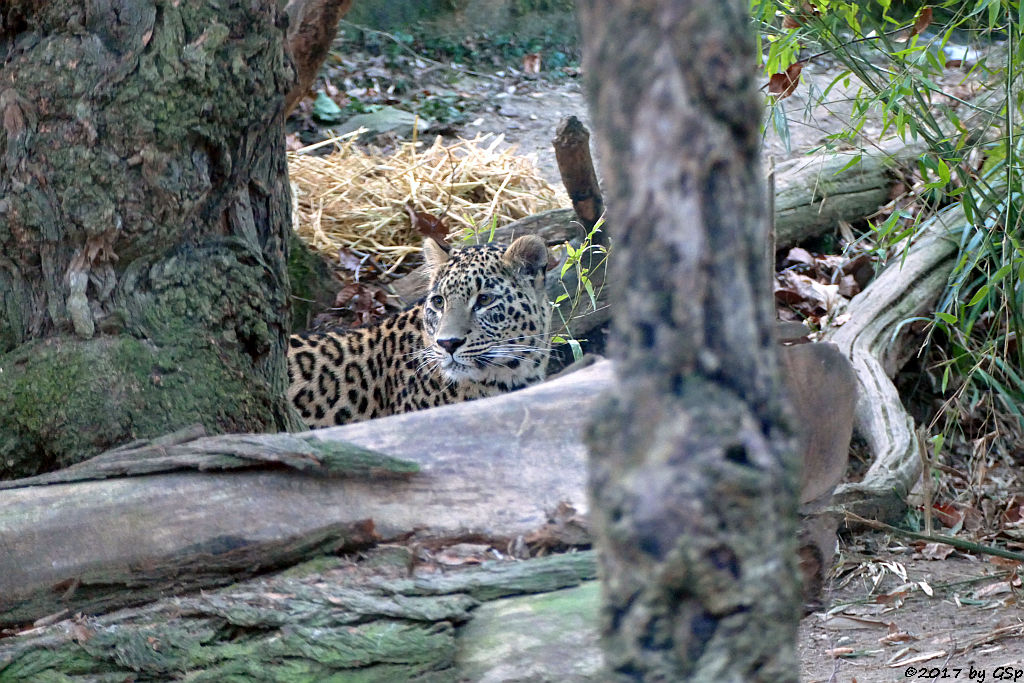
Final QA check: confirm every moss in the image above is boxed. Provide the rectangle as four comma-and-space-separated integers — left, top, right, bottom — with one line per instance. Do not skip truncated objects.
0, 335, 278, 479
286, 230, 340, 332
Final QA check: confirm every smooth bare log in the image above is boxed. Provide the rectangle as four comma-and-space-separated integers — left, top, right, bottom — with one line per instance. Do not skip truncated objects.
0, 362, 606, 627
825, 207, 964, 522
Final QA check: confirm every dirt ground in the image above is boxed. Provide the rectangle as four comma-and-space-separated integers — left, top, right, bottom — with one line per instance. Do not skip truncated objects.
300, 35, 1024, 680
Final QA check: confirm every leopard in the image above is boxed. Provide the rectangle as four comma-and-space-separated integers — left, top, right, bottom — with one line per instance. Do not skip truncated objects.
287, 234, 552, 428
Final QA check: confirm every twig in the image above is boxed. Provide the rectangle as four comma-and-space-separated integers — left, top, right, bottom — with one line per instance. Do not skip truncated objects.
917, 425, 933, 536
845, 512, 1024, 563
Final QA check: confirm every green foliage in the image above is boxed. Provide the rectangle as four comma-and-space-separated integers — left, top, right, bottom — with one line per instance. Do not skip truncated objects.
551, 219, 608, 362
751, 0, 1024, 432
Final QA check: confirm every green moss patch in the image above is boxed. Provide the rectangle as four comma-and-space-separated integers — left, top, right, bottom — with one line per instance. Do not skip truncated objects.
0, 335, 277, 479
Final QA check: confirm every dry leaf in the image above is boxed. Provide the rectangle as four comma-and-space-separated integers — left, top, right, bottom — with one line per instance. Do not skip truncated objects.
404, 202, 449, 243
975, 581, 1011, 599
783, 246, 816, 267
911, 7, 933, 37
824, 614, 894, 630
522, 52, 542, 74
879, 631, 916, 645
768, 62, 804, 99
334, 282, 389, 326
920, 542, 955, 560
888, 650, 947, 667
932, 502, 964, 529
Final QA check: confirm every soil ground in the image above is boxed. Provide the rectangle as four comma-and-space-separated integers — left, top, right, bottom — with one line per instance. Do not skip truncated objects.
296, 32, 1024, 681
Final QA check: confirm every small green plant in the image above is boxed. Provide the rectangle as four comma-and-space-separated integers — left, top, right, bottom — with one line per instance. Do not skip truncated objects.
550, 218, 608, 362
461, 214, 608, 362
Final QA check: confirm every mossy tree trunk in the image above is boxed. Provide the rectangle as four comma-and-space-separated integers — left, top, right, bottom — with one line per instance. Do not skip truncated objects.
577, 1, 802, 680
0, 1, 306, 477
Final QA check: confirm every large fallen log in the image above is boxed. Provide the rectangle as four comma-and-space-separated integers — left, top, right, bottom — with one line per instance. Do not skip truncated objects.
0, 547, 600, 680
773, 142, 925, 246
825, 206, 965, 522
0, 363, 605, 627
1, 345, 856, 626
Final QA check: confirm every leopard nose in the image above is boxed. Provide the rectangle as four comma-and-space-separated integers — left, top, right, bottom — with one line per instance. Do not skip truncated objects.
436, 337, 465, 355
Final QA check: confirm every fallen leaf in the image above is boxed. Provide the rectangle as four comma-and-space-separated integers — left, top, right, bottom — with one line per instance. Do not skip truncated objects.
920, 542, 955, 560
783, 246, 816, 267
522, 52, 542, 74
768, 62, 804, 99
888, 650, 947, 667
335, 282, 389, 326
932, 502, 964, 529
879, 631, 916, 645
405, 203, 449, 243
823, 614, 894, 630
312, 91, 345, 124
974, 581, 1011, 598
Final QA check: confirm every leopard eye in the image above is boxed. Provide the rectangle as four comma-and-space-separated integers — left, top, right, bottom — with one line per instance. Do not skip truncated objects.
475, 293, 494, 308
430, 294, 444, 308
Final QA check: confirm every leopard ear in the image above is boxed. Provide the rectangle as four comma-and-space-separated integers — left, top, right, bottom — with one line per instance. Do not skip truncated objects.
422, 237, 451, 274
502, 235, 548, 275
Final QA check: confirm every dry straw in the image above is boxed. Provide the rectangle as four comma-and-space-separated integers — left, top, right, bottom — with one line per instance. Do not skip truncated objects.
289, 131, 568, 272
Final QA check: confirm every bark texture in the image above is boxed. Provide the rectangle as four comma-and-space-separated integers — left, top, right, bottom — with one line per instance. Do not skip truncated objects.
577, 1, 801, 679
0, 0, 302, 477
0, 549, 598, 681
283, 0, 353, 115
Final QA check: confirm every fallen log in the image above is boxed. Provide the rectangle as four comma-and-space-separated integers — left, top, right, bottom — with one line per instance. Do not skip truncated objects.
773, 142, 926, 247
0, 548, 599, 680
0, 363, 605, 627
825, 206, 965, 522
0, 346, 857, 626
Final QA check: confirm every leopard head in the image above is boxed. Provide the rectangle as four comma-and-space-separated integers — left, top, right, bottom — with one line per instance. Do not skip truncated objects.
419, 235, 551, 386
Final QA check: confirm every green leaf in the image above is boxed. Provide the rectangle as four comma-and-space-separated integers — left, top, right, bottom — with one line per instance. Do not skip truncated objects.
992, 263, 1013, 283
568, 338, 583, 362
835, 153, 863, 175
312, 92, 345, 124
936, 311, 958, 324
966, 285, 989, 307
583, 277, 596, 307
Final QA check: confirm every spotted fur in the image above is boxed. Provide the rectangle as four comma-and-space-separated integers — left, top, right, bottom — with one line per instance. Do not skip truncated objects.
288, 235, 551, 428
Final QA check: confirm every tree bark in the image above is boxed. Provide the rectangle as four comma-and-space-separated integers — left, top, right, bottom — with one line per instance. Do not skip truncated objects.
0, 0, 303, 478
577, 1, 801, 680
553, 115, 605, 235
283, 0, 354, 115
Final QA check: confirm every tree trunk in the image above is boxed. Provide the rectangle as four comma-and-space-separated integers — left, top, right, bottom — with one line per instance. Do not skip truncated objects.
0, 0, 303, 478
577, 1, 801, 680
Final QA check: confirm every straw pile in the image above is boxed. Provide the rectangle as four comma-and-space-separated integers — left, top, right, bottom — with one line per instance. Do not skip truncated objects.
289, 133, 569, 272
